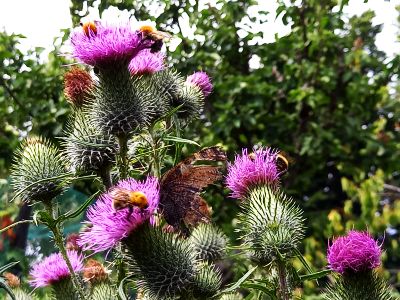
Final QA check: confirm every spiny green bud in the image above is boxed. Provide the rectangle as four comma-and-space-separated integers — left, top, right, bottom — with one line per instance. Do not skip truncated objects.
141, 69, 183, 122
4, 272, 36, 300
11, 136, 69, 203
64, 111, 118, 174
219, 292, 244, 300
192, 262, 222, 299
175, 83, 204, 121
324, 271, 396, 300
123, 224, 197, 300
238, 186, 304, 263
83, 259, 116, 300
52, 278, 84, 300
189, 224, 228, 262
89, 283, 116, 300
91, 68, 156, 137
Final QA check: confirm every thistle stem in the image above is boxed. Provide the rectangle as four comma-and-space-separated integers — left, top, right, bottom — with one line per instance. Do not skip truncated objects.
277, 261, 290, 300
149, 126, 161, 178
45, 205, 86, 300
118, 135, 129, 179
0, 219, 33, 234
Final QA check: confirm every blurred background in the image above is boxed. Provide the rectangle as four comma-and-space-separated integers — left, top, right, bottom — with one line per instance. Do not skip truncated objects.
1, 0, 400, 297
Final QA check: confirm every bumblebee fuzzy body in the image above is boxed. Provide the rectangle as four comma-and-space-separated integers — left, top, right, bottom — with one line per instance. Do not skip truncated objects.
80, 21, 97, 37
248, 151, 290, 173
276, 152, 289, 173
110, 188, 149, 211
139, 25, 171, 53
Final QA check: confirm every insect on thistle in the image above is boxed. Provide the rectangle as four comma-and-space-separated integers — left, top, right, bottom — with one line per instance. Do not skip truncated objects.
248, 150, 290, 173
139, 25, 172, 53
80, 21, 98, 37
110, 187, 149, 219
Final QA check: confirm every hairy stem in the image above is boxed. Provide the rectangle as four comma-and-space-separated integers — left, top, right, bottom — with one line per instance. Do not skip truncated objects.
149, 126, 161, 178
0, 219, 33, 234
45, 205, 86, 300
277, 261, 290, 300
118, 135, 129, 179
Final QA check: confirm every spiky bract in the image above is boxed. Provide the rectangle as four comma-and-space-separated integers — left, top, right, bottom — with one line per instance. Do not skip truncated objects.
79, 177, 160, 253
189, 224, 228, 262
52, 277, 83, 300
324, 271, 395, 300
327, 230, 381, 274
91, 68, 156, 137
238, 186, 304, 263
219, 293, 244, 300
90, 282, 116, 300
226, 148, 280, 199
64, 111, 118, 173
29, 250, 83, 288
175, 83, 205, 121
192, 263, 222, 299
11, 137, 69, 203
123, 225, 197, 300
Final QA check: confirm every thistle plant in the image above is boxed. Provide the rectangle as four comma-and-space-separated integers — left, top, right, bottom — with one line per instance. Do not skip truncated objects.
324, 231, 395, 300
29, 251, 84, 300
226, 147, 305, 299
3, 12, 398, 300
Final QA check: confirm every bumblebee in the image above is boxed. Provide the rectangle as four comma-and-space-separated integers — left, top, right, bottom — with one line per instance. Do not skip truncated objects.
110, 188, 149, 212
139, 25, 172, 53
276, 152, 289, 173
248, 151, 290, 173
80, 21, 97, 37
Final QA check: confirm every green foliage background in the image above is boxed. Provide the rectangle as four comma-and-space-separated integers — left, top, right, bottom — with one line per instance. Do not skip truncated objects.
1, 0, 400, 296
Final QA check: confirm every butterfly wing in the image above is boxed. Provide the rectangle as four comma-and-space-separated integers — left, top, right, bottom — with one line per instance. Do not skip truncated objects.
160, 147, 226, 228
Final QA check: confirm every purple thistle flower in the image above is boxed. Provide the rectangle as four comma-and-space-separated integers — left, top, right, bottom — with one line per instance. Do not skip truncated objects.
79, 177, 160, 253
29, 250, 83, 288
327, 230, 382, 274
70, 21, 152, 68
225, 147, 280, 199
128, 49, 165, 76
186, 71, 213, 97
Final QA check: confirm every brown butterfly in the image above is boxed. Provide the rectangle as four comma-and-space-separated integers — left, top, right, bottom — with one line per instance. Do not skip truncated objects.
159, 146, 227, 234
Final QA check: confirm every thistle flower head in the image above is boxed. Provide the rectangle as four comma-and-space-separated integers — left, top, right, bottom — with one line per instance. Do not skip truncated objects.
129, 49, 165, 76
226, 147, 280, 199
63, 67, 93, 107
11, 136, 69, 203
327, 230, 382, 274
186, 71, 213, 97
66, 233, 81, 251
79, 177, 160, 253
29, 250, 83, 288
3, 272, 20, 288
83, 259, 109, 284
71, 20, 153, 68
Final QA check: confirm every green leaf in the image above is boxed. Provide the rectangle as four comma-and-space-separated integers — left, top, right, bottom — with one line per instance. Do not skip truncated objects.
57, 191, 100, 224
0, 277, 15, 300
118, 275, 134, 300
299, 269, 331, 281
241, 283, 276, 298
293, 248, 314, 275
223, 266, 257, 293
163, 135, 200, 146
0, 261, 19, 274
